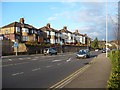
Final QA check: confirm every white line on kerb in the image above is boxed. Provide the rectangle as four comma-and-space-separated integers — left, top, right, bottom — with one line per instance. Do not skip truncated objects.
12, 72, 24, 76
32, 68, 41, 71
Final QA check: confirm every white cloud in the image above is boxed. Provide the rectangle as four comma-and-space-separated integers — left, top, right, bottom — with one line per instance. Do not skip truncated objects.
48, 17, 57, 21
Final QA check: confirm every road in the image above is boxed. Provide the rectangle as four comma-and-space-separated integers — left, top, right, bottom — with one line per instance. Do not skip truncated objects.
2, 51, 101, 88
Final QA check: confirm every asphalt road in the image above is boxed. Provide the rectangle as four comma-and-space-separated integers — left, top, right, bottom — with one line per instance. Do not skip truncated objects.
2, 51, 101, 88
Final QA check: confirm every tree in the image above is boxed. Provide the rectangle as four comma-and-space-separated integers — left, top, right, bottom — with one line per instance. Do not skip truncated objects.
91, 37, 99, 49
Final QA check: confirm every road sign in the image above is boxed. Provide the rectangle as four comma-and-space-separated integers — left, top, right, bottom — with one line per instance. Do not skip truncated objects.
60, 41, 62, 45
14, 42, 18, 47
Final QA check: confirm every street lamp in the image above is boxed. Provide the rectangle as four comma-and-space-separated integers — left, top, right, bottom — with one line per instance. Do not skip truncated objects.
106, 0, 108, 57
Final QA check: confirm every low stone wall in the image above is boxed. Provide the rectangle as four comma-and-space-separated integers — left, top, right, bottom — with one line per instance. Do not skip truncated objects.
2, 42, 88, 55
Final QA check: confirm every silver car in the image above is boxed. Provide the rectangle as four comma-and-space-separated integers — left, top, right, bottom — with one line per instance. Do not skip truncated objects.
44, 48, 57, 55
76, 49, 90, 59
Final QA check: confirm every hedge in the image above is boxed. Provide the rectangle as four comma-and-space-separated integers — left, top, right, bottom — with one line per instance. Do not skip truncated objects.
107, 50, 120, 89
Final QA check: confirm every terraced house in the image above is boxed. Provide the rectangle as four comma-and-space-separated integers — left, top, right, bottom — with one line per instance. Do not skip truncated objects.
73, 30, 87, 45
0, 18, 47, 43
40, 23, 62, 45
0, 18, 90, 55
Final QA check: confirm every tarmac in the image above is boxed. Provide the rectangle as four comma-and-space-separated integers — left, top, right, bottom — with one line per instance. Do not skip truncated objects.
64, 53, 111, 88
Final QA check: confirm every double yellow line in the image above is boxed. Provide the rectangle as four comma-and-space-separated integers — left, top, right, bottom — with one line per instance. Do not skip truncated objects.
48, 57, 97, 90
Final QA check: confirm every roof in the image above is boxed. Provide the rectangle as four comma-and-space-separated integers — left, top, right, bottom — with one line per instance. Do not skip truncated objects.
1, 22, 37, 29
39, 26, 59, 33
59, 29, 72, 34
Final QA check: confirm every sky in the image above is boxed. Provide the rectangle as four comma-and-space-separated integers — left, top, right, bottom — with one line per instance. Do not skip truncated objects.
1, 0, 120, 41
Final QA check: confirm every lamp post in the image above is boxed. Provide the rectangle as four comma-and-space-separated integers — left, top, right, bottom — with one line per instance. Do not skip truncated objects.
106, 0, 108, 57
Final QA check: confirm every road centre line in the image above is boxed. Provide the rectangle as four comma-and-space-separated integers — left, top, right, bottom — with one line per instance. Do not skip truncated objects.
32, 68, 41, 71
57, 63, 62, 66
18, 58, 23, 60
52, 60, 62, 62
46, 65, 53, 68
12, 72, 24, 76
2, 64, 13, 67
14, 62, 29, 65
31, 59, 38, 61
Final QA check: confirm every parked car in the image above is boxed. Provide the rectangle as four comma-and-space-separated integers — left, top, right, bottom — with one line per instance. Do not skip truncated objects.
95, 49, 99, 51
76, 49, 90, 59
102, 49, 106, 53
44, 48, 57, 55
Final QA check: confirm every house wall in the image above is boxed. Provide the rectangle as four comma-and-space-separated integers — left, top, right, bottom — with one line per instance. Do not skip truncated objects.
0, 27, 15, 34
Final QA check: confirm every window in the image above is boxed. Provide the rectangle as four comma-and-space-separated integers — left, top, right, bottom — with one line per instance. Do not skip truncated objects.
5, 30, 9, 34
22, 36, 28, 41
16, 27, 20, 33
22, 28, 28, 33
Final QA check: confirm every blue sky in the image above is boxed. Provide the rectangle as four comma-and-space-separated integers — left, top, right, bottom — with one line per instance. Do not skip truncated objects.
1, 0, 119, 41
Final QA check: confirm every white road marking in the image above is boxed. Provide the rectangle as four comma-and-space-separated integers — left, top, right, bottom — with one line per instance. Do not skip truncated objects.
27, 58, 31, 59
18, 58, 24, 60
35, 57, 39, 59
31, 59, 38, 61
66, 58, 72, 62
12, 72, 24, 76
52, 60, 62, 62
32, 68, 41, 71
2, 64, 13, 67
9, 59, 12, 61
46, 65, 53, 68
57, 63, 62, 66
14, 62, 29, 65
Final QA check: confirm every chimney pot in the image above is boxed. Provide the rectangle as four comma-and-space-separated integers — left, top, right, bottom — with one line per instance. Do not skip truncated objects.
46, 23, 50, 28
63, 26, 67, 30
20, 18, 24, 24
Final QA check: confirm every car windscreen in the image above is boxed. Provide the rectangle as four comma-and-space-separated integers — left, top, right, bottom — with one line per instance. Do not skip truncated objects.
78, 51, 86, 54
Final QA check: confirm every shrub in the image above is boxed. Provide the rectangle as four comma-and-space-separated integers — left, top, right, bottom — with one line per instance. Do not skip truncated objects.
107, 50, 120, 89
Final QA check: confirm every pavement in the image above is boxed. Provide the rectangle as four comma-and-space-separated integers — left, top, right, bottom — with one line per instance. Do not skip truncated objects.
64, 53, 111, 88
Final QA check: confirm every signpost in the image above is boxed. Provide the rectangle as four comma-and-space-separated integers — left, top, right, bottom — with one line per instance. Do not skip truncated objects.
60, 41, 63, 53
14, 42, 18, 56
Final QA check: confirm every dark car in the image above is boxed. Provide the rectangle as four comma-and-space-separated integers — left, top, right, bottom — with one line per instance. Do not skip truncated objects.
76, 49, 90, 59
102, 49, 106, 53
44, 48, 57, 55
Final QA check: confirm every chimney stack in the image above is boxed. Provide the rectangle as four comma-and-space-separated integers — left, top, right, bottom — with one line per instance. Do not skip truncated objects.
75, 30, 78, 33
63, 26, 67, 31
46, 23, 51, 28
20, 18, 25, 24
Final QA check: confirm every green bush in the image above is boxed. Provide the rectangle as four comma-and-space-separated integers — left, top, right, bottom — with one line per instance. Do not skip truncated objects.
107, 50, 120, 89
